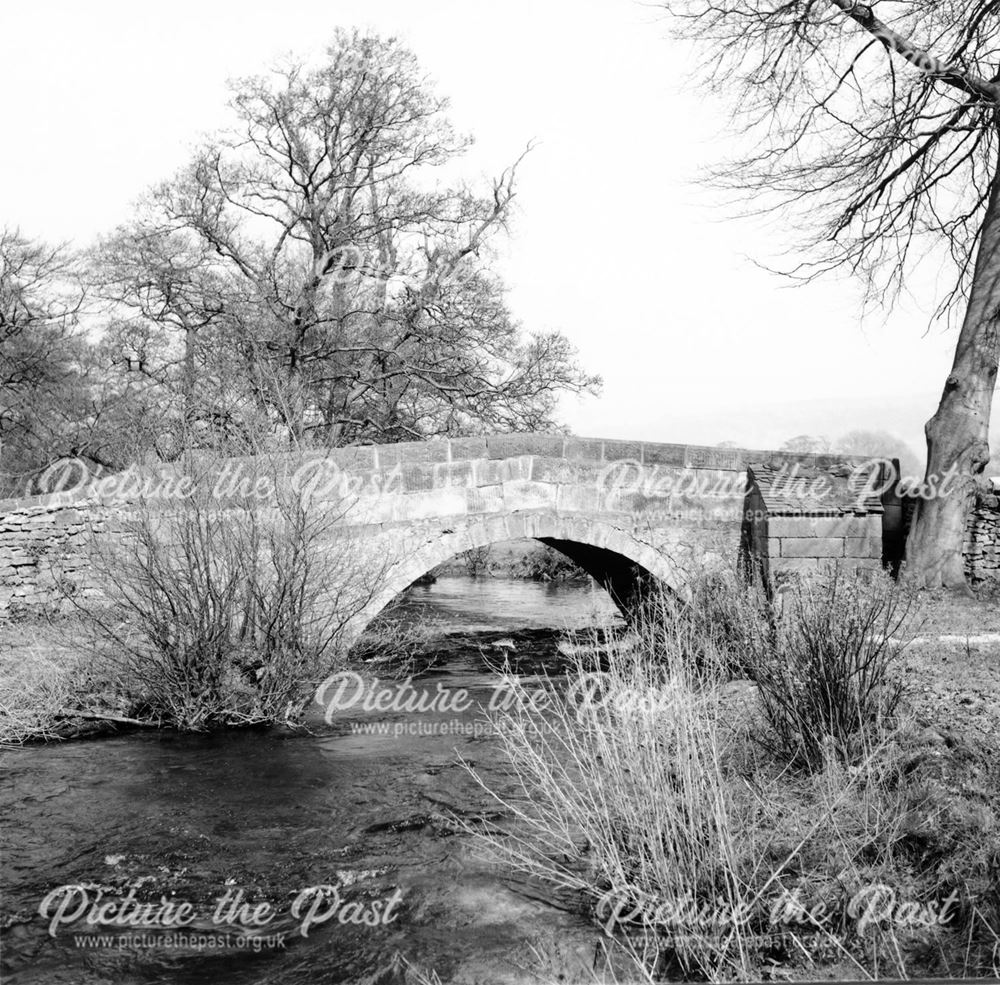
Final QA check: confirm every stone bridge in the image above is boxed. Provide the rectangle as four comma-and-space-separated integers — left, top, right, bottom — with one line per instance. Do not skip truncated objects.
0, 433, 891, 638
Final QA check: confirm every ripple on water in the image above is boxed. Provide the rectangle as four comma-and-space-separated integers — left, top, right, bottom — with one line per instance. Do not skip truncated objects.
1, 577, 611, 984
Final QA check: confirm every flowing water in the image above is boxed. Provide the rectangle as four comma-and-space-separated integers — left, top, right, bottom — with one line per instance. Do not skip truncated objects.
1, 577, 623, 985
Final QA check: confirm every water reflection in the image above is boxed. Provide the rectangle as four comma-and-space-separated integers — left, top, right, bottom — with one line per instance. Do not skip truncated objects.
390, 574, 622, 631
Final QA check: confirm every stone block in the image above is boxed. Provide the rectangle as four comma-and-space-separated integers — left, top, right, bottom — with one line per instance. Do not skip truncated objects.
851, 558, 881, 572
430, 461, 475, 488
501, 480, 557, 511
503, 513, 528, 540
601, 490, 643, 515
769, 515, 880, 539
398, 489, 468, 520
556, 484, 602, 512
466, 485, 504, 514
771, 557, 821, 576
473, 458, 532, 485
530, 458, 596, 484
341, 496, 397, 525
522, 514, 559, 538
601, 440, 643, 462
479, 515, 513, 544
446, 436, 489, 460
778, 537, 845, 558
486, 434, 564, 459
843, 537, 882, 559
400, 464, 437, 493
373, 440, 449, 468
639, 442, 687, 467
563, 438, 605, 462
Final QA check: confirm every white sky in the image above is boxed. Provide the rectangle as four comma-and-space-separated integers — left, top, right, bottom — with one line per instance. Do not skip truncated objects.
0, 1, 965, 458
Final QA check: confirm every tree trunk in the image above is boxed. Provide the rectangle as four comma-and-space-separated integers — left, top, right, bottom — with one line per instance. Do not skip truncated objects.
904, 149, 1000, 589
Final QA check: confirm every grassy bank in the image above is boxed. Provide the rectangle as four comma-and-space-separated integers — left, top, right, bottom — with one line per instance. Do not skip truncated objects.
462, 572, 1000, 982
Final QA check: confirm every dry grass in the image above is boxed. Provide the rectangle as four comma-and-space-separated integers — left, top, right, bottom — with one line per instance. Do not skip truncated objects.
0, 645, 77, 743
909, 587, 1000, 636
0, 617, 100, 743
462, 570, 1000, 983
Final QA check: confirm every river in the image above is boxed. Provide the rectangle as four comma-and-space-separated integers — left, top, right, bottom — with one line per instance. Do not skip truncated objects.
1, 577, 622, 985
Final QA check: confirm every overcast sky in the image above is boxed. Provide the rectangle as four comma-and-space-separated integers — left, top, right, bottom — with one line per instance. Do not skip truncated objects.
0, 1, 965, 458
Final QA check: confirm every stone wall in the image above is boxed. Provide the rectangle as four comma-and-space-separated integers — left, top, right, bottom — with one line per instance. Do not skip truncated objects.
886, 486, 1000, 586
0, 498, 113, 613
964, 488, 1000, 585
0, 434, 895, 619
0, 434, 758, 617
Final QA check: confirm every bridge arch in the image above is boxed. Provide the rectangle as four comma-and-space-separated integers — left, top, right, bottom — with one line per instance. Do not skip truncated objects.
344, 511, 683, 646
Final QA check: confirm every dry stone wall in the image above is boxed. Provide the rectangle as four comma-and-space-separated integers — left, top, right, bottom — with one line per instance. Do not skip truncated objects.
964, 489, 1000, 585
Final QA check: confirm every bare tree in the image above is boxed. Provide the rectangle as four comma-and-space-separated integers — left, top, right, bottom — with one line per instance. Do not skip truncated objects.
0, 230, 99, 490
665, 0, 1000, 588
0, 231, 79, 467
91, 29, 599, 449
0, 229, 176, 489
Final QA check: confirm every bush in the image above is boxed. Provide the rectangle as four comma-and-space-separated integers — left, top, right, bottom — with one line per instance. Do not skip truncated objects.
749, 566, 911, 770
513, 544, 587, 582
76, 453, 392, 730
460, 545, 493, 577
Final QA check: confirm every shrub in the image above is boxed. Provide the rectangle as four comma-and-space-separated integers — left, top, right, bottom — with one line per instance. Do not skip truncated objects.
513, 544, 587, 582
0, 643, 79, 743
749, 565, 911, 770
76, 453, 394, 730
460, 545, 493, 577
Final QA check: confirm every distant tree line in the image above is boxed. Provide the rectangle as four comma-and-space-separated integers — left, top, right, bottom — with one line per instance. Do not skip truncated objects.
778, 431, 923, 480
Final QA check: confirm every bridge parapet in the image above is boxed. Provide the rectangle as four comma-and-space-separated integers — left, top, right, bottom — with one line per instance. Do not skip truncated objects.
0, 434, 886, 616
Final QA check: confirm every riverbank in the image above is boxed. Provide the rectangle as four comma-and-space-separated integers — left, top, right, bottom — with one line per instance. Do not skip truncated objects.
463, 582, 1000, 981
2, 585, 1000, 745
429, 539, 590, 581
0, 623, 622, 745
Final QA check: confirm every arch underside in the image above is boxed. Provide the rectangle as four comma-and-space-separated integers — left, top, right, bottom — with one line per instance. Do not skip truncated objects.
346, 511, 681, 644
